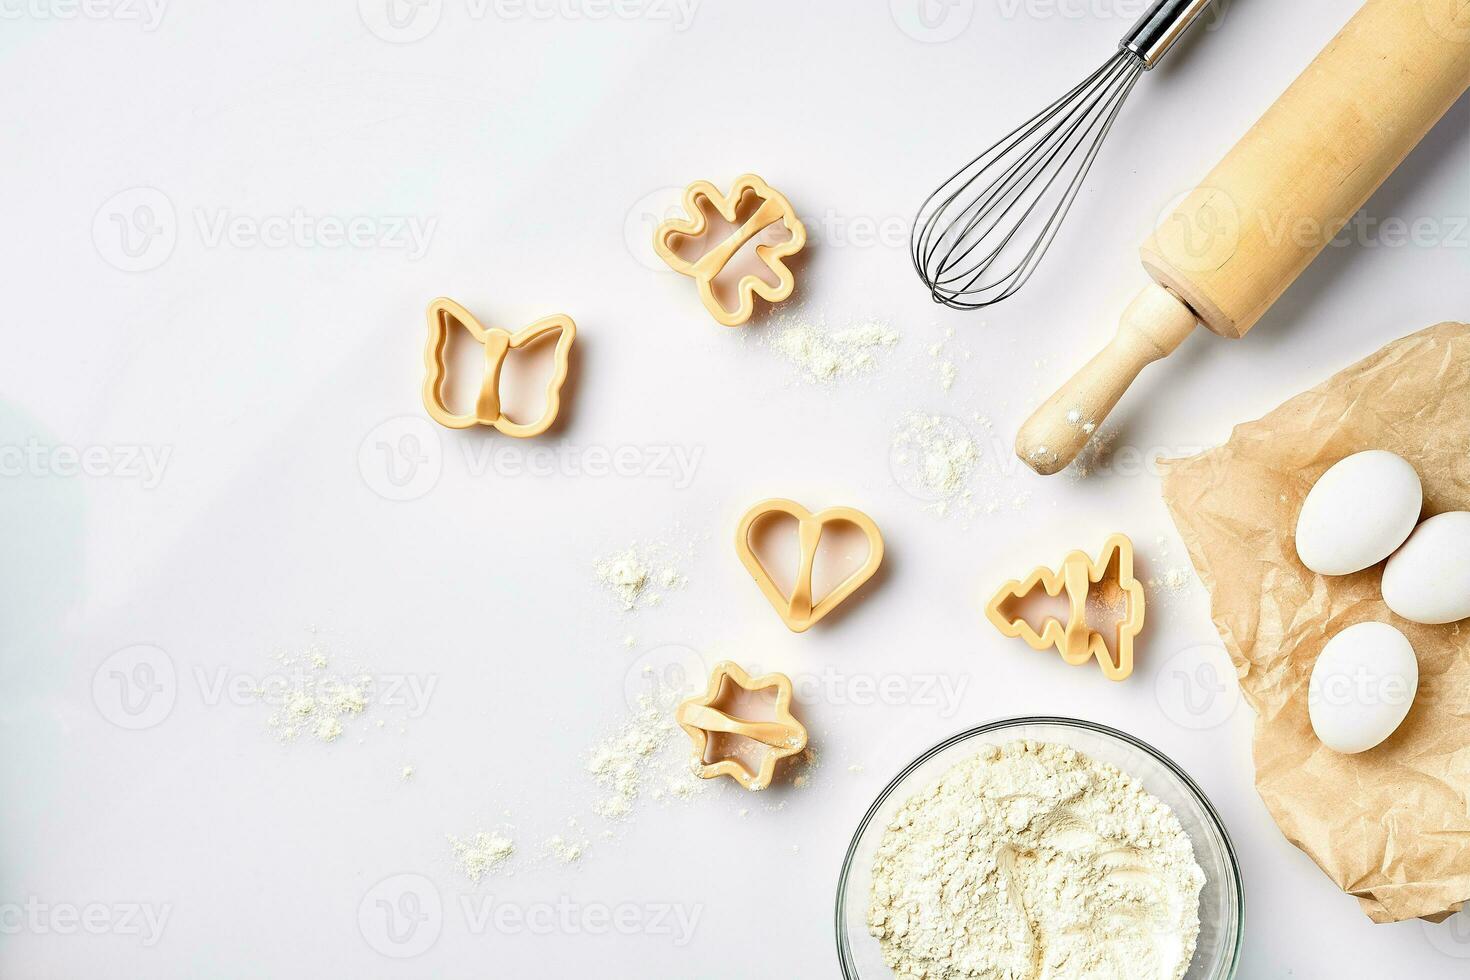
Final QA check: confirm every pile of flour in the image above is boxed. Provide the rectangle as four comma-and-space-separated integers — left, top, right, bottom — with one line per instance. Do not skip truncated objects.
593, 543, 687, 611
766, 315, 899, 384
869, 740, 1205, 980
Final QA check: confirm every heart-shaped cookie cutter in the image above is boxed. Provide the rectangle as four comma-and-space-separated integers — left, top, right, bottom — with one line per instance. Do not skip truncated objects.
651, 173, 807, 327
735, 498, 884, 633
422, 296, 576, 436
984, 533, 1145, 681
675, 660, 807, 792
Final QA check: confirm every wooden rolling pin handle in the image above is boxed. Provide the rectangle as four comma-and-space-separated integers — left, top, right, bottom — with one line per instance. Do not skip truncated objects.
1015, 283, 1198, 475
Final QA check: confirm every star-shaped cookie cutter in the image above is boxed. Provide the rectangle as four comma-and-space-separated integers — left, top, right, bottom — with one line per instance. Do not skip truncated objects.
734, 498, 884, 633
651, 173, 807, 327
983, 533, 1145, 681
422, 296, 576, 436
675, 661, 807, 791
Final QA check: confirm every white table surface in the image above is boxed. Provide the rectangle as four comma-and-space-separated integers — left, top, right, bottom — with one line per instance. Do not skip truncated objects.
3, 0, 1468, 976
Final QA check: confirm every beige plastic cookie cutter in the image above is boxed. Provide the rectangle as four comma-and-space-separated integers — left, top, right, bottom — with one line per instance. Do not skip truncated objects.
675, 660, 808, 792
651, 173, 807, 327
735, 498, 884, 633
984, 533, 1145, 682
422, 296, 575, 436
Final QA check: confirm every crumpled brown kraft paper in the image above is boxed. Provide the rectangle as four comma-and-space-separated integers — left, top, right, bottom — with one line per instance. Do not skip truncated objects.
1160, 321, 1470, 924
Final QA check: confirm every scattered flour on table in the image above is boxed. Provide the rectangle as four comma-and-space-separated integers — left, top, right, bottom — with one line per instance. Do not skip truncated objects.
593, 540, 689, 611
1070, 426, 1120, 479
928, 327, 970, 393
766, 314, 899, 384
890, 413, 980, 516
259, 639, 378, 745
1148, 535, 1198, 602
544, 834, 587, 864
869, 740, 1205, 980
889, 413, 1042, 522
449, 830, 516, 883
587, 669, 707, 818
786, 746, 819, 791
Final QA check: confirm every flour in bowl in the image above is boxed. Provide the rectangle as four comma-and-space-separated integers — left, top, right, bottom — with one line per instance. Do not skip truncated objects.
868, 740, 1205, 980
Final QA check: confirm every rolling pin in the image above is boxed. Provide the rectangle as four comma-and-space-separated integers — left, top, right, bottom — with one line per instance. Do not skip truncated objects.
1017, 0, 1470, 475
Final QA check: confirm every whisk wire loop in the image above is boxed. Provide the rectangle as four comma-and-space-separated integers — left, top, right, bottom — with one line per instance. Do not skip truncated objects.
912, 50, 1146, 310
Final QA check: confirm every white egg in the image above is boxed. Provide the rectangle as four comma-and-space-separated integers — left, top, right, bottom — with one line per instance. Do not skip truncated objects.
1307, 622, 1418, 754
1382, 512, 1470, 625
1295, 450, 1422, 576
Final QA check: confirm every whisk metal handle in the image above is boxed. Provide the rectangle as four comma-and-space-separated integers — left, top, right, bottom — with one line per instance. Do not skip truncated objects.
1121, 0, 1215, 68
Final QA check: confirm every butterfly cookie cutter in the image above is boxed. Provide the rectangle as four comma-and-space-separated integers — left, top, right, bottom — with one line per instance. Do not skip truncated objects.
675, 661, 808, 792
984, 533, 1145, 682
651, 173, 807, 327
422, 296, 576, 436
735, 498, 884, 633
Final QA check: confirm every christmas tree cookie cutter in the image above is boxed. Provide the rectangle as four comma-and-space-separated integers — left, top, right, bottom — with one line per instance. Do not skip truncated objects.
984, 533, 1145, 682
651, 173, 807, 327
675, 661, 807, 792
735, 498, 884, 633
422, 296, 576, 436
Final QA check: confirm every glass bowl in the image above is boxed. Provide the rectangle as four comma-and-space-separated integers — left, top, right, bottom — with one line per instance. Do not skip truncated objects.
836, 717, 1244, 979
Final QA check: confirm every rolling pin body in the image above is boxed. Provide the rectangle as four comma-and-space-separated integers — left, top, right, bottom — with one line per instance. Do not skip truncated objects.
1143, 0, 1470, 339
1018, 0, 1470, 474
